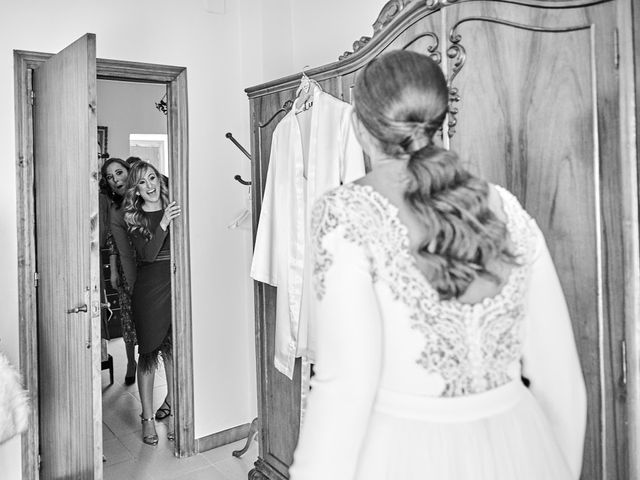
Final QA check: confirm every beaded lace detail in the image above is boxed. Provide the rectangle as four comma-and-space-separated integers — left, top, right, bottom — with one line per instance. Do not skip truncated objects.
311, 183, 541, 397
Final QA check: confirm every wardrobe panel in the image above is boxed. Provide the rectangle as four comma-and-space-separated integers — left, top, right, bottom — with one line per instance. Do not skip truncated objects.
251, 88, 303, 478
444, 2, 622, 478
316, 76, 343, 101
339, 72, 357, 105
590, 3, 627, 477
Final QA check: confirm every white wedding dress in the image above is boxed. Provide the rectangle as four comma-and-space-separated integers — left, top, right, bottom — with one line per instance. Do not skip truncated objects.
289, 183, 587, 480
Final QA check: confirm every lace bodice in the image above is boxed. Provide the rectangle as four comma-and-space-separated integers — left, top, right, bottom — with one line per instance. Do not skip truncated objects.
311, 183, 542, 397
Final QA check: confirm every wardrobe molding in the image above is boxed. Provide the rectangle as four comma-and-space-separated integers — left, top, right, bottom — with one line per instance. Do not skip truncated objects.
246, 1, 639, 479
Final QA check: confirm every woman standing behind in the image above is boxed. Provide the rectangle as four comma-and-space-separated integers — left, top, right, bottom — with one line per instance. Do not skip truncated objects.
123, 160, 181, 445
289, 50, 586, 479
100, 157, 138, 385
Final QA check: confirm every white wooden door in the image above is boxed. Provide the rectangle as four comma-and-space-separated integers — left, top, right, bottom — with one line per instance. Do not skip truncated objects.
33, 33, 101, 479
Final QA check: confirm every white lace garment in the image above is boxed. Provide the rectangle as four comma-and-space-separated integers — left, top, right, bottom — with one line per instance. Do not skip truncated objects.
289, 182, 587, 480
312, 183, 539, 397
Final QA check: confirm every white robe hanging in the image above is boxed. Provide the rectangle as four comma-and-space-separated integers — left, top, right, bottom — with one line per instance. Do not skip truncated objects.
250, 88, 365, 378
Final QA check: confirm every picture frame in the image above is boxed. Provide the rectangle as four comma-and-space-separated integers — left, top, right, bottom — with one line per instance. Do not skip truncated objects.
98, 126, 109, 159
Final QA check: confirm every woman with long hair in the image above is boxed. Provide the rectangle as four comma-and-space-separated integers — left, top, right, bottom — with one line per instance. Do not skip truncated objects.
100, 157, 138, 385
123, 160, 180, 445
289, 50, 586, 479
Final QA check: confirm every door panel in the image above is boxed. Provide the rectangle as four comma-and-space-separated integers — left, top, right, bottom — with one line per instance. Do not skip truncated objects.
445, 2, 622, 478
33, 33, 101, 479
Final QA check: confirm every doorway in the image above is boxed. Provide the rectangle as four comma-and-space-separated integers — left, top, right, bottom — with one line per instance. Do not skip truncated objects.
97, 78, 173, 473
14, 34, 194, 479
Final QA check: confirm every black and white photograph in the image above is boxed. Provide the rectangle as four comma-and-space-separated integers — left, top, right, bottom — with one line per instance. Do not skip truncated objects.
1, 1, 639, 479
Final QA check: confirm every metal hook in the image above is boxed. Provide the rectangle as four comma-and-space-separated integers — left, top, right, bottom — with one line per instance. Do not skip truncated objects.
225, 132, 252, 186
225, 132, 251, 160
234, 175, 251, 186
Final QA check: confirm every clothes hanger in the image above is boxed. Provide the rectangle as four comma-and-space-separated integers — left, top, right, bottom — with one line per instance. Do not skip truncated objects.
295, 66, 321, 114
227, 185, 252, 230
227, 208, 251, 230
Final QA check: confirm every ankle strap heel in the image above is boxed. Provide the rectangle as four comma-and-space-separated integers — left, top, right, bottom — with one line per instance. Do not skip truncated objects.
140, 414, 159, 446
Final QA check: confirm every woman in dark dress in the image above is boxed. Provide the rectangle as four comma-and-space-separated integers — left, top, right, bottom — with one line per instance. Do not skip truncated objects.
100, 157, 138, 384
123, 160, 181, 445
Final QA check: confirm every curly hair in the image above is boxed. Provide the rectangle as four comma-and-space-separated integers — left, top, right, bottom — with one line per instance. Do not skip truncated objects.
353, 50, 515, 299
99, 157, 129, 208
123, 161, 169, 240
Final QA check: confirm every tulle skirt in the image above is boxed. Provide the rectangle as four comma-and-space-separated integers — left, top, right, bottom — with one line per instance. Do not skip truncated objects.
355, 381, 573, 480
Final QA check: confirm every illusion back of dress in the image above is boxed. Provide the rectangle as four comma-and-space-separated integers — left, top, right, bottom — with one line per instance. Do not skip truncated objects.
312, 183, 539, 397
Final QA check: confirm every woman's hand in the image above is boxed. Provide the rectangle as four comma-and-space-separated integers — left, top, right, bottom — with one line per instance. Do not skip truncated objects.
160, 201, 181, 230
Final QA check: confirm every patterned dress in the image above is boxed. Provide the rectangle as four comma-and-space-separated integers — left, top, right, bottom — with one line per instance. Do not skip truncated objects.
107, 203, 137, 346
289, 183, 587, 480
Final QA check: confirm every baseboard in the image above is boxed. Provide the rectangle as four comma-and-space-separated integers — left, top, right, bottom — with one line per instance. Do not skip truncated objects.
195, 422, 251, 453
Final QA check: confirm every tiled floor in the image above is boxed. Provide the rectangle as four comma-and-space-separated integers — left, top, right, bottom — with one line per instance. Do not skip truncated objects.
102, 337, 257, 480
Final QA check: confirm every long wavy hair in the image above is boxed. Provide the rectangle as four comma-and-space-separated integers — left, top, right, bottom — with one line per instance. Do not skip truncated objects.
123, 161, 169, 240
99, 158, 129, 208
353, 50, 515, 299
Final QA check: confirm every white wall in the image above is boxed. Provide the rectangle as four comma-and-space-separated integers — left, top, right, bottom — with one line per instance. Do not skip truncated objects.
0, 1, 256, 476
97, 80, 168, 161
289, 1, 385, 72
238, 0, 385, 85
239, 0, 385, 81
0, 0, 387, 477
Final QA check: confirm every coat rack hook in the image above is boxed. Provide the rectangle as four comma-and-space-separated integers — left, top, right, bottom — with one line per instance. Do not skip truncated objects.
226, 132, 252, 160
226, 132, 252, 185
234, 174, 251, 186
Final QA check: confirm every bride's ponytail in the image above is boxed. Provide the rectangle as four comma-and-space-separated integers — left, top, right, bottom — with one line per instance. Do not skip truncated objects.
354, 50, 515, 299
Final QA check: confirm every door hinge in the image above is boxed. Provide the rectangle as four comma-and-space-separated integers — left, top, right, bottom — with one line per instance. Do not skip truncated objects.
621, 339, 627, 386
33, 272, 39, 288
28, 89, 35, 106
37, 453, 41, 470
614, 28, 619, 69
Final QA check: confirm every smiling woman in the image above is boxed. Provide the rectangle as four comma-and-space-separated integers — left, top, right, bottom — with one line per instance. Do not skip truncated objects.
123, 160, 182, 446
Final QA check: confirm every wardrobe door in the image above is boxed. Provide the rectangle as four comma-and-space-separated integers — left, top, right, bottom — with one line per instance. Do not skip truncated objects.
250, 90, 302, 480
444, 2, 623, 479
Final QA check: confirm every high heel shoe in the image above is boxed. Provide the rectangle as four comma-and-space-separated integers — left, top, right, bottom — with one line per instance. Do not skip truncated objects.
140, 415, 158, 446
124, 362, 137, 386
167, 413, 175, 442
155, 399, 171, 420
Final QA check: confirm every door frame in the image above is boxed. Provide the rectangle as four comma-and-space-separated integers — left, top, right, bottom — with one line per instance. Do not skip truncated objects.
14, 49, 195, 479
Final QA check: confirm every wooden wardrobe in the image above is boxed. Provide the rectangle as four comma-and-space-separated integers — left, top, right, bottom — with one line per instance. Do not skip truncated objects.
245, 1, 640, 479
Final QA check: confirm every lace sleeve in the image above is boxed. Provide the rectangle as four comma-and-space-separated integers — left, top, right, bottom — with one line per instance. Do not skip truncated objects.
310, 194, 337, 300
106, 230, 117, 257
291, 189, 382, 480
109, 206, 137, 289
311, 191, 373, 300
